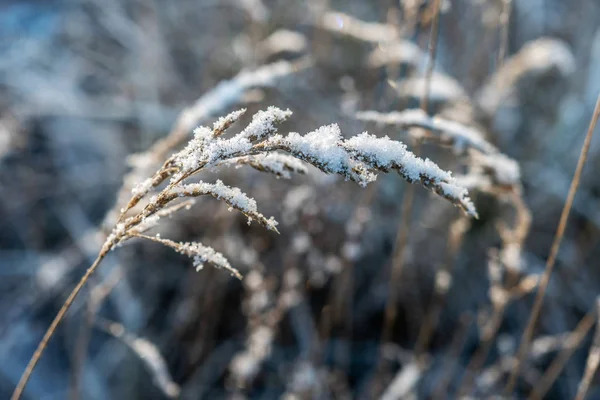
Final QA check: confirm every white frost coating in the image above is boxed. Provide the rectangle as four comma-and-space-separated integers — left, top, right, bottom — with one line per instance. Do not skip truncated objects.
205, 180, 255, 211
132, 214, 161, 234
344, 132, 453, 182
242, 153, 308, 178
171, 126, 214, 181
109, 61, 307, 229
254, 153, 308, 177
204, 136, 253, 164
171, 180, 279, 231
357, 109, 497, 155
131, 177, 154, 196
257, 118, 476, 215
238, 106, 292, 141
173, 107, 292, 181
344, 132, 414, 173
107, 223, 126, 248
343, 132, 477, 216
267, 124, 377, 186
178, 241, 238, 276
192, 126, 213, 141
173, 133, 251, 181
212, 108, 246, 136
130, 234, 242, 278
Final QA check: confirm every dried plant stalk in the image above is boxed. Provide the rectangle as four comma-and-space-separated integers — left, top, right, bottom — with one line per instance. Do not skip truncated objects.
374, 1, 443, 395
529, 309, 597, 400
103, 59, 311, 228
504, 94, 600, 394
497, 0, 512, 67
575, 299, 600, 400
12, 105, 476, 400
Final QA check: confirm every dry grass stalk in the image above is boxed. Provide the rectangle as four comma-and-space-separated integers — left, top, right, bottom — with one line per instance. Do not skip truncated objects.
375, 0, 443, 395
103, 58, 311, 229
419, 0, 442, 114
575, 298, 600, 400
12, 104, 476, 400
69, 266, 125, 400
529, 308, 597, 400
497, 0, 512, 68
504, 94, 600, 394
69, 199, 196, 399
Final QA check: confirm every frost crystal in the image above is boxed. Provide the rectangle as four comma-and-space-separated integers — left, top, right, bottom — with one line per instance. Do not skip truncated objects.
131, 178, 154, 197
238, 106, 292, 142
343, 132, 477, 216
265, 124, 377, 186
212, 108, 247, 137
117, 106, 477, 289
169, 180, 279, 232
178, 241, 238, 276
231, 153, 308, 179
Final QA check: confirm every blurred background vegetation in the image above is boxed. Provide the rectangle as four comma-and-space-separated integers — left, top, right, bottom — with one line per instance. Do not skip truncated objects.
1, 0, 600, 398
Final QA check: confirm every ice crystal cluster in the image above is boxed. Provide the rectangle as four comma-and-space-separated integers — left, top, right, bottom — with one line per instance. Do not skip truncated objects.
109, 106, 476, 280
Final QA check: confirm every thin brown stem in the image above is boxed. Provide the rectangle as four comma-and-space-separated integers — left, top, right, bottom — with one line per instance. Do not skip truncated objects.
574, 299, 600, 400
69, 267, 124, 400
504, 94, 600, 394
497, 0, 512, 68
377, 0, 442, 385
69, 287, 97, 400
420, 0, 442, 113
12, 241, 113, 400
528, 309, 597, 400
